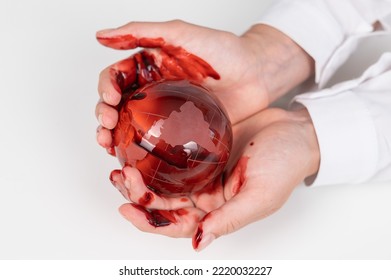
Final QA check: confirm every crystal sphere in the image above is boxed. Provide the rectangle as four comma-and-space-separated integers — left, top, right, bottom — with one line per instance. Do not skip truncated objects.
113, 80, 232, 196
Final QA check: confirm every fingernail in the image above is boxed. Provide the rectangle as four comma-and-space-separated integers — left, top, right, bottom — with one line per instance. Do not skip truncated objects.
193, 225, 216, 252
98, 114, 104, 126
109, 170, 121, 185
102, 92, 108, 102
96, 28, 115, 36
196, 233, 216, 252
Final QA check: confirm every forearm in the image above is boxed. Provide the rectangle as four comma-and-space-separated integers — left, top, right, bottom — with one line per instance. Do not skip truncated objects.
241, 24, 315, 104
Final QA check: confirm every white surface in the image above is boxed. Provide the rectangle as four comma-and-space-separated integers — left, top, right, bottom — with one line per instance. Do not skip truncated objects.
0, 0, 390, 260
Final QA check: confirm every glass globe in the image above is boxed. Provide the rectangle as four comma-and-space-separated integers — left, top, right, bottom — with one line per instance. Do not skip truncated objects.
114, 80, 232, 196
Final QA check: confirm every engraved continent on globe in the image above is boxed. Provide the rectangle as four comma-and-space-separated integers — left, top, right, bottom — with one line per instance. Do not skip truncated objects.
113, 80, 232, 196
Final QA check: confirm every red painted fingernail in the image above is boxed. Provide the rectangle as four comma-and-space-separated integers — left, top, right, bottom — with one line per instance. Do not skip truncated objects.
192, 224, 216, 252
109, 170, 121, 185
192, 225, 203, 250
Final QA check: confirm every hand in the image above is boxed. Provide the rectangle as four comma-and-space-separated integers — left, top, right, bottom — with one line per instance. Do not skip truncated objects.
113, 107, 320, 251
95, 21, 314, 151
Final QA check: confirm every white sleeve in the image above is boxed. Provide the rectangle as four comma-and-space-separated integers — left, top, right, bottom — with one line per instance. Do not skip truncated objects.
293, 54, 391, 186
259, 0, 391, 86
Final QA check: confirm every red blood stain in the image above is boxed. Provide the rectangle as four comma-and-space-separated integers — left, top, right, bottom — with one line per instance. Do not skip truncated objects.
200, 212, 212, 223
180, 197, 189, 203
138, 192, 154, 206
109, 169, 121, 185
192, 224, 203, 250
175, 208, 189, 216
231, 156, 249, 196
249, 142, 254, 146
139, 37, 165, 48
192, 212, 213, 250
130, 204, 177, 227
96, 34, 220, 98
97, 35, 165, 50
97, 34, 138, 49
106, 146, 116, 156
129, 204, 189, 227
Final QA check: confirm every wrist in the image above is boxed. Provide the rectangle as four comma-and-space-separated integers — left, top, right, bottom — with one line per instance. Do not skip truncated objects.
289, 108, 320, 178
241, 24, 315, 104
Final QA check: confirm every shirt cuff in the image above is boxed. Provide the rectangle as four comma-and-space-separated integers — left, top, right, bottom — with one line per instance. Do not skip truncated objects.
259, 0, 372, 83
293, 89, 378, 186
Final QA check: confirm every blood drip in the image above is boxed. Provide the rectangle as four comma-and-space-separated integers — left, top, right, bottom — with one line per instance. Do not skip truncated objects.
231, 156, 249, 195
131, 204, 177, 227
96, 35, 220, 81
131, 204, 189, 228
138, 192, 154, 206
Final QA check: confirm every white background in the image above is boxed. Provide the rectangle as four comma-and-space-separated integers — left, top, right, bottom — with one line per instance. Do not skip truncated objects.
0, 0, 390, 260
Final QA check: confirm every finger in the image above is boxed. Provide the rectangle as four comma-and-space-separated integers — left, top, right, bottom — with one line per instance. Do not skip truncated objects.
99, 55, 139, 100
96, 125, 113, 149
105, 50, 161, 94
158, 50, 199, 81
191, 154, 266, 252
109, 56, 137, 93
98, 66, 122, 106
96, 21, 183, 50
111, 166, 194, 210
191, 189, 263, 252
162, 47, 219, 81
110, 169, 131, 200
95, 102, 118, 130
119, 203, 205, 238
133, 51, 162, 86
192, 157, 293, 252
97, 21, 220, 84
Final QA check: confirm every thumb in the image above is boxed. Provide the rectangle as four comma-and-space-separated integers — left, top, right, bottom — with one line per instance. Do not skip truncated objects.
192, 154, 283, 252
192, 191, 262, 252
96, 20, 186, 50
191, 156, 255, 252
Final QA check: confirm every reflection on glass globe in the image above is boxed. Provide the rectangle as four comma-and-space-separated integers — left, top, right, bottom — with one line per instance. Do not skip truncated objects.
114, 80, 232, 196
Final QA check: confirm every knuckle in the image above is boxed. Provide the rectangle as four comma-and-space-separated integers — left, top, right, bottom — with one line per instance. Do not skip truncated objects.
223, 218, 243, 236
167, 19, 185, 26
